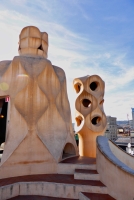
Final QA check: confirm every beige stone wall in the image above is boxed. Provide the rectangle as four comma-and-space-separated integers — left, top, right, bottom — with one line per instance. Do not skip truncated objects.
73, 75, 107, 157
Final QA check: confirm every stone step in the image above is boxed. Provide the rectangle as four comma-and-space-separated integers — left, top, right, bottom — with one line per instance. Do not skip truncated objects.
58, 156, 97, 174
0, 174, 108, 200
9, 195, 78, 200
79, 192, 116, 200
58, 163, 97, 174
74, 169, 100, 181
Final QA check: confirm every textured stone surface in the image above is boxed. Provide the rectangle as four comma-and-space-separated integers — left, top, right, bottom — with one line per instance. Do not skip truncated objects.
73, 75, 107, 157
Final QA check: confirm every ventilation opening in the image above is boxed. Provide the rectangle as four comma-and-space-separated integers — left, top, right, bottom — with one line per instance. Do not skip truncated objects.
91, 116, 101, 125
82, 99, 91, 108
90, 82, 98, 91
38, 44, 43, 51
62, 143, 76, 159
0, 96, 9, 161
74, 83, 81, 93
100, 99, 104, 105
75, 116, 83, 126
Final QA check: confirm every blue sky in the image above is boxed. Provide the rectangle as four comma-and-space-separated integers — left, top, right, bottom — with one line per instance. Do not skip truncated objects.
0, 0, 134, 121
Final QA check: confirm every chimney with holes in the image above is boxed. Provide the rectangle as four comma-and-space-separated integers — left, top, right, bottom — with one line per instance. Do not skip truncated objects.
73, 75, 107, 157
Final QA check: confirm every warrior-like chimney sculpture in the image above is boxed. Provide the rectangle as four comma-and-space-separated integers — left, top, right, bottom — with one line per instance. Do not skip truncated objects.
0, 26, 78, 178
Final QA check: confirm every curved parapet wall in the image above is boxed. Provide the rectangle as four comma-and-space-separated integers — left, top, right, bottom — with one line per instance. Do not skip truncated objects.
96, 136, 134, 200
73, 75, 107, 157
109, 140, 134, 170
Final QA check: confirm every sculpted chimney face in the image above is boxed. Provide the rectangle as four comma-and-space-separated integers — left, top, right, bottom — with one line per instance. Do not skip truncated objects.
18, 26, 48, 58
